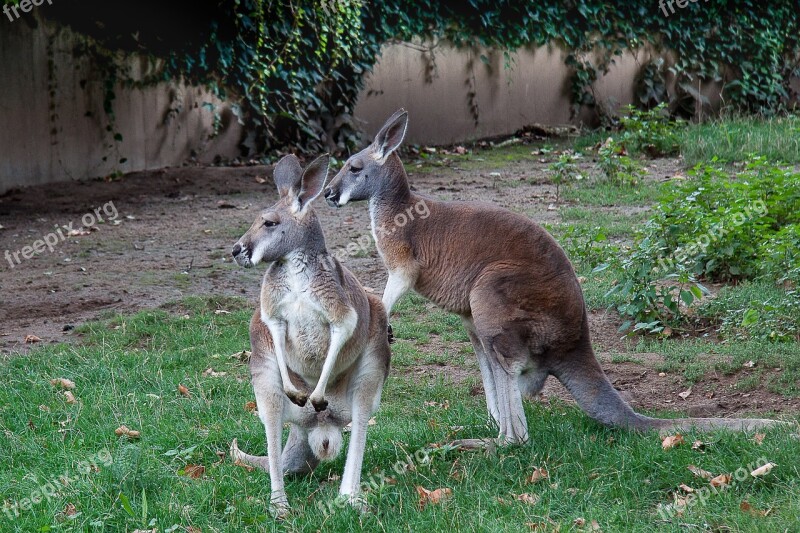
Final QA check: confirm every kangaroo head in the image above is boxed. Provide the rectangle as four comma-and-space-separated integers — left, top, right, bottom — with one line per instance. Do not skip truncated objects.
232, 154, 330, 268
325, 109, 408, 207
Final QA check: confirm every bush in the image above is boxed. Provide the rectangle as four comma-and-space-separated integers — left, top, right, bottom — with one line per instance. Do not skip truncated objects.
602, 156, 800, 334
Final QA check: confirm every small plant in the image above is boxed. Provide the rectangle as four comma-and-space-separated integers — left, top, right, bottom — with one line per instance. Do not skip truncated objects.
560, 225, 620, 270
618, 103, 684, 157
548, 152, 582, 202
597, 138, 645, 186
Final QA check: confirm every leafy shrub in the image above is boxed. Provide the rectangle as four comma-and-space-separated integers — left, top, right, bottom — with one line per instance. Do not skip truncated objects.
618, 104, 685, 157
597, 138, 645, 186
560, 225, 621, 271
602, 156, 800, 334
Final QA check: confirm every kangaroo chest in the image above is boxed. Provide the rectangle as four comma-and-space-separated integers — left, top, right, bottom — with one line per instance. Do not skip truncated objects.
266, 273, 331, 366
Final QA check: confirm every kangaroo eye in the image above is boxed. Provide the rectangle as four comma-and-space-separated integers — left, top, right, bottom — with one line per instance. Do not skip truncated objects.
350, 160, 363, 173
263, 220, 278, 228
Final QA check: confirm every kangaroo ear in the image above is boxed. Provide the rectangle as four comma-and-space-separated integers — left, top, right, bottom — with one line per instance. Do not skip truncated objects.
372, 109, 408, 165
273, 154, 303, 198
297, 154, 330, 212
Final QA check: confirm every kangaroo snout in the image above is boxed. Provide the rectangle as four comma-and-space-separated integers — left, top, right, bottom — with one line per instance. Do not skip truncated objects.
324, 186, 340, 207
231, 242, 253, 268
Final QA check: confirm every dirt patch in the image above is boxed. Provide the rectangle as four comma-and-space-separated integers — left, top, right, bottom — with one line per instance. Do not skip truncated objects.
1, 153, 796, 418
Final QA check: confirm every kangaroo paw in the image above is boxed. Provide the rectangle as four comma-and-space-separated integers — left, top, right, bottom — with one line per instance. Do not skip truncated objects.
311, 397, 328, 412
285, 390, 308, 407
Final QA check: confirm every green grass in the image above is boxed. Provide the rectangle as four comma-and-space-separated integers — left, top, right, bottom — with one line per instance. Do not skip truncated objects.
561, 179, 665, 207
558, 207, 649, 239
681, 115, 800, 166
1, 299, 799, 532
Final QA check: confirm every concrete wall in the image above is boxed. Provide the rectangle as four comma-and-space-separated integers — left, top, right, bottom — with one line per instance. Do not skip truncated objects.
354, 42, 694, 145
0, 17, 244, 193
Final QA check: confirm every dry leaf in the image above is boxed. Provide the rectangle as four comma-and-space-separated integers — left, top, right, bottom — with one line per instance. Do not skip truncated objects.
51, 378, 76, 390
178, 384, 191, 397
67, 228, 91, 237
740, 501, 768, 516
255, 176, 267, 184
63, 391, 77, 404
187, 527, 202, 533
62, 503, 77, 517
244, 401, 257, 412
678, 387, 692, 400
753, 433, 766, 445
750, 462, 776, 477
416, 486, 452, 509
662, 434, 684, 450
423, 400, 450, 410
527, 467, 549, 484
114, 425, 141, 439
688, 464, 714, 480
214, 309, 231, 315
25, 335, 42, 344
743, 360, 756, 368
516, 493, 540, 505
710, 473, 731, 487
202, 367, 227, 377
183, 464, 205, 479
678, 483, 695, 493
589, 520, 602, 531
217, 200, 236, 209
691, 440, 706, 451
573, 518, 586, 527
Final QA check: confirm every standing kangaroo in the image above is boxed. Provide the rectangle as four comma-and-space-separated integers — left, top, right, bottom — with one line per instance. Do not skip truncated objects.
230, 154, 390, 515
324, 109, 785, 445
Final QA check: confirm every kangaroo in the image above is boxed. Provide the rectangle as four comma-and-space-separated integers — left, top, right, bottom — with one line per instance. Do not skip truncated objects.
230, 154, 391, 516
323, 109, 787, 446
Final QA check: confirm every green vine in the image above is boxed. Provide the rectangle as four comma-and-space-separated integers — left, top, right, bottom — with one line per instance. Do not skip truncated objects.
34, 0, 800, 156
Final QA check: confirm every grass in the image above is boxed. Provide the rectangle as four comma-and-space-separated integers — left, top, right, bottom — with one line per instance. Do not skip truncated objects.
1, 297, 799, 532
680, 115, 800, 166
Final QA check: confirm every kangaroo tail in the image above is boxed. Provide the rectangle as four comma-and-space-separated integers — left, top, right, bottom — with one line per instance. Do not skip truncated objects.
550, 344, 788, 434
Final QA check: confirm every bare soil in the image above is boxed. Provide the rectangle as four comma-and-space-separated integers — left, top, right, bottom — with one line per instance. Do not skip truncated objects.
1, 154, 795, 417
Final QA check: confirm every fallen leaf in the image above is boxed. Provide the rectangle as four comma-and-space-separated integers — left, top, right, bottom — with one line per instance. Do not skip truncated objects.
178, 384, 191, 397
183, 464, 205, 479
423, 400, 450, 410
691, 440, 706, 451
62, 503, 77, 517
590, 520, 602, 531
416, 486, 452, 509
658, 372, 666, 377
743, 360, 756, 368
710, 473, 731, 487
114, 425, 141, 439
187, 527, 202, 533
516, 493, 540, 505
753, 433, 766, 445
662, 434, 684, 450
244, 401, 257, 412
63, 391, 77, 404
678, 483, 695, 493
750, 462, 776, 477
67, 228, 91, 237
573, 518, 586, 527
740, 501, 768, 516
214, 309, 231, 315
687, 464, 714, 480
217, 200, 236, 209
202, 367, 227, 377
527, 467, 549, 484
255, 176, 267, 184
678, 387, 692, 400
51, 378, 76, 390
25, 335, 42, 344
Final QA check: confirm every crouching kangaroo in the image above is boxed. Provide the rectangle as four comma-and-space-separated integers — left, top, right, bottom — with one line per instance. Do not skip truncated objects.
324, 109, 787, 446
230, 154, 391, 516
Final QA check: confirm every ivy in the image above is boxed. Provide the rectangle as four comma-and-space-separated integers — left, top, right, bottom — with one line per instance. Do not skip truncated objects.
35, 0, 800, 155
